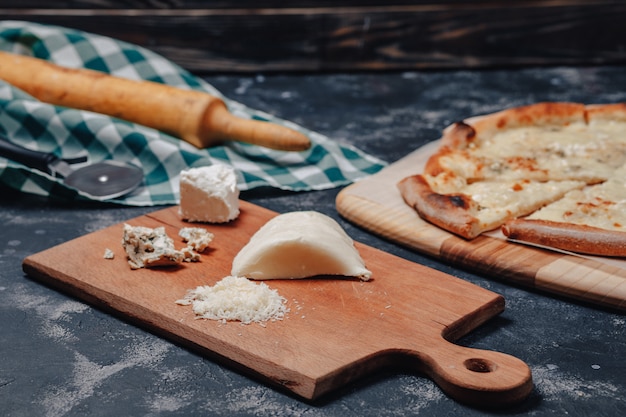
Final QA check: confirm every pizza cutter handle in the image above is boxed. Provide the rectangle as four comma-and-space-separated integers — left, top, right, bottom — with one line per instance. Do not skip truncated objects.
0, 133, 88, 177
0, 133, 58, 175
418, 340, 533, 407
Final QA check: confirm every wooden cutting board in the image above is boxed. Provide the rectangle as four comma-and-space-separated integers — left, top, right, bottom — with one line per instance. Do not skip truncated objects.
22, 201, 532, 407
336, 141, 626, 312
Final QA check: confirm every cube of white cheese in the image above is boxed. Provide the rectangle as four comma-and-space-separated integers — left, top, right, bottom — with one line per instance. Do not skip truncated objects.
179, 165, 240, 223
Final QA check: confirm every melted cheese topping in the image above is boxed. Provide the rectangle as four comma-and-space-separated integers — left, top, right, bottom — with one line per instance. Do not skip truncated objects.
528, 176, 626, 231
437, 122, 626, 183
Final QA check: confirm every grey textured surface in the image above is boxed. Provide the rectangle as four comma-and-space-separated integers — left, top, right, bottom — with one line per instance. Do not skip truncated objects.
1, 67, 625, 416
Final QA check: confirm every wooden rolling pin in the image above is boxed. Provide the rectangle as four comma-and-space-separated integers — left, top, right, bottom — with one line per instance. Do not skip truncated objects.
0, 51, 310, 151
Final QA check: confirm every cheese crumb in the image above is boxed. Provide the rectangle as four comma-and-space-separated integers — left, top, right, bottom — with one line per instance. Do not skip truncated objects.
179, 227, 214, 252
103, 248, 115, 259
122, 224, 185, 269
176, 276, 289, 324
181, 246, 201, 263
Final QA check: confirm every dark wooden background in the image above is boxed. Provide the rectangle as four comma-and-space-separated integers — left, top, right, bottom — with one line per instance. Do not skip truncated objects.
2, 1, 626, 73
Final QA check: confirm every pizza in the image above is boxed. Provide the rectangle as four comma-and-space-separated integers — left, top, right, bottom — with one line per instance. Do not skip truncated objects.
397, 102, 626, 257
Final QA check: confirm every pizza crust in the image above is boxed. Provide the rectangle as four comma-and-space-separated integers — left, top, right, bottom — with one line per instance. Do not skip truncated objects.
502, 219, 626, 257
586, 102, 626, 122
397, 174, 482, 239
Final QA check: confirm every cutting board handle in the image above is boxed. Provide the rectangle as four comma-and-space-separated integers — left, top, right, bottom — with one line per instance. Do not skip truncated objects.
416, 339, 533, 407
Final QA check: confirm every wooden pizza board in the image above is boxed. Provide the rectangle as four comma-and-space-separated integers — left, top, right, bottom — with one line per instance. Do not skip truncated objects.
22, 201, 532, 407
336, 141, 626, 312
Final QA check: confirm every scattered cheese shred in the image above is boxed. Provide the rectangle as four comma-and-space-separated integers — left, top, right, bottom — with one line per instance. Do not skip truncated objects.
176, 276, 289, 324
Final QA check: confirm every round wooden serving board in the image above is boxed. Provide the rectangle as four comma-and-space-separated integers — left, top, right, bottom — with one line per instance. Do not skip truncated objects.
336, 141, 626, 312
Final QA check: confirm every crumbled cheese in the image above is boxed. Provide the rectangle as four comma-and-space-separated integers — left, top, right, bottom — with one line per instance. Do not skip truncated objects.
179, 164, 240, 223
231, 211, 372, 280
179, 227, 214, 252
122, 224, 185, 269
103, 248, 115, 259
176, 276, 289, 324
181, 246, 201, 263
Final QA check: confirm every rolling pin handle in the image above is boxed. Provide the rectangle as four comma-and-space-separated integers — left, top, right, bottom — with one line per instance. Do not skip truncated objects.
198, 100, 312, 151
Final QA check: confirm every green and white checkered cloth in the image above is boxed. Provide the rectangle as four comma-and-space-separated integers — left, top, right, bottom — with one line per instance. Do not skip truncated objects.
0, 21, 386, 205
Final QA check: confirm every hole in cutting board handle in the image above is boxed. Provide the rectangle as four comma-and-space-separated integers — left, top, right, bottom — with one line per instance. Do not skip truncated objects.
464, 357, 497, 373
420, 340, 533, 407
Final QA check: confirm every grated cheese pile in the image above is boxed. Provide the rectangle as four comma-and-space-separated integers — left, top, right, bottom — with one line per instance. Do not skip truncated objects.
176, 276, 289, 324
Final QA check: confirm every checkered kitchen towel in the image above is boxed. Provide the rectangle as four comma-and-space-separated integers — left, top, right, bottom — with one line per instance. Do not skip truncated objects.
0, 21, 386, 205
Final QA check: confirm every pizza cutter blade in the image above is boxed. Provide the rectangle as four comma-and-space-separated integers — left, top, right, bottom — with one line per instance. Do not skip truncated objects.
61, 159, 144, 199
0, 134, 143, 200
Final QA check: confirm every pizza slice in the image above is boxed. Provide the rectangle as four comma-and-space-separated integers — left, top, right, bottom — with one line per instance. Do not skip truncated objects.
502, 171, 626, 257
397, 173, 585, 239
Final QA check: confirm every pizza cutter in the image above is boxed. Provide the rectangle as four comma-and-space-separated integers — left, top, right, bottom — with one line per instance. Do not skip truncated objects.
0, 134, 143, 200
